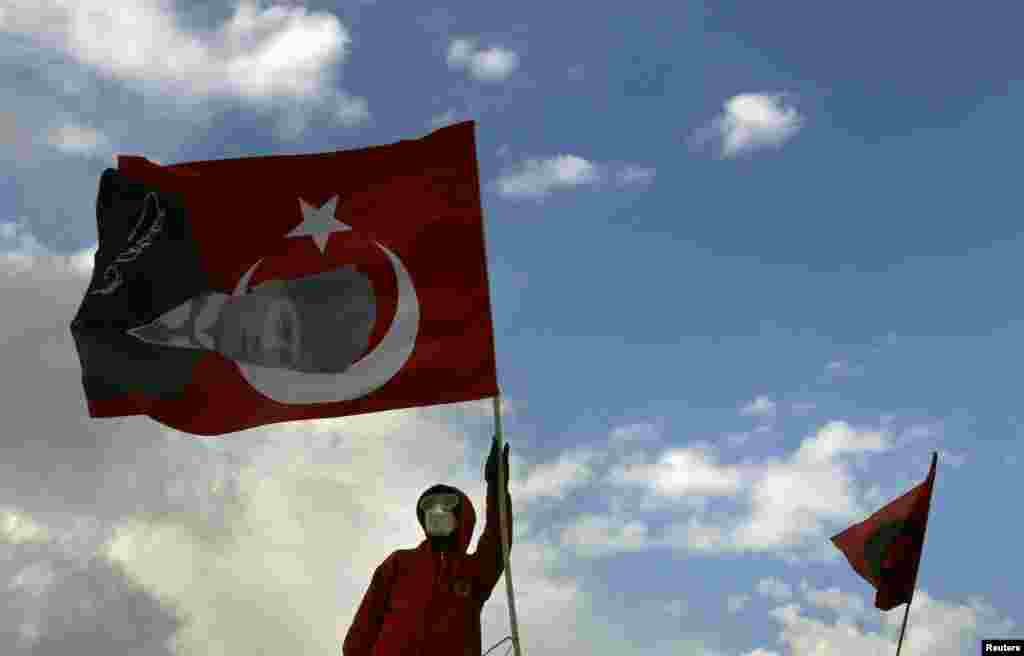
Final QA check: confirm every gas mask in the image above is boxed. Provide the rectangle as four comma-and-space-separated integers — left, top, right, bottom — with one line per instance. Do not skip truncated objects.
420, 492, 460, 537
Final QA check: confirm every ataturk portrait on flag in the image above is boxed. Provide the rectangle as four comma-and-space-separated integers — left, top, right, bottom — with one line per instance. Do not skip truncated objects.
73, 169, 378, 399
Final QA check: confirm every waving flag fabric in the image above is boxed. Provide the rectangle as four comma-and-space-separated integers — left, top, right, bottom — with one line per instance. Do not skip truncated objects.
70, 121, 498, 435
830, 453, 937, 610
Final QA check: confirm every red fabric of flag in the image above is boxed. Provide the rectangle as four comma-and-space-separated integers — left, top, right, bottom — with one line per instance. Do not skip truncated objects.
71, 121, 498, 435
830, 453, 937, 610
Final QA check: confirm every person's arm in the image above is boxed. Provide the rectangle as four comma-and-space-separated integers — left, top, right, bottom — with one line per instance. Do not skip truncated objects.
477, 442, 513, 595
343, 553, 395, 656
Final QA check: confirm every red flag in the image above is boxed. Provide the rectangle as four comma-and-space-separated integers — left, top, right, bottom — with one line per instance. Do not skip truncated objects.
71, 121, 498, 435
830, 453, 937, 610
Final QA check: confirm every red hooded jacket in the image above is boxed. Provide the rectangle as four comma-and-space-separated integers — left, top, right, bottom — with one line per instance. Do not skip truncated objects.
343, 483, 512, 656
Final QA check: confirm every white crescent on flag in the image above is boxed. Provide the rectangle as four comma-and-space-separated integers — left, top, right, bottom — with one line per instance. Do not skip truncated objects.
231, 241, 420, 404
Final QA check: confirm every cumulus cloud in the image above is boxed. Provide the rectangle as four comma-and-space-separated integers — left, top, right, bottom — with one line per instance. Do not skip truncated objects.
492, 155, 655, 200
798, 579, 865, 622
46, 119, 112, 157
581, 420, 897, 559
559, 514, 650, 558
1, 0, 369, 138
791, 421, 889, 466
692, 93, 803, 158
0, 534, 183, 654
609, 445, 744, 498
763, 588, 1015, 656
516, 448, 599, 502
447, 37, 520, 82
494, 154, 601, 199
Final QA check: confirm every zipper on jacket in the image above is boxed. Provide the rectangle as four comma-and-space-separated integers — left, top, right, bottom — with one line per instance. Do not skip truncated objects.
423, 550, 447, 656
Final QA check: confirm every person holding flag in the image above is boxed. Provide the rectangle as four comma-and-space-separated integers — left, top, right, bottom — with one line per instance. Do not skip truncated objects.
343, 439, 512, 656
72, 122, 524, 654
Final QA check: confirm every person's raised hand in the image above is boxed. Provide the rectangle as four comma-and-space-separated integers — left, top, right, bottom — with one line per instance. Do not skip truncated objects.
485, 439, 510, 487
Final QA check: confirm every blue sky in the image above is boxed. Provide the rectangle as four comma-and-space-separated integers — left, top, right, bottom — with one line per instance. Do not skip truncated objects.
1, 1, 1021, 655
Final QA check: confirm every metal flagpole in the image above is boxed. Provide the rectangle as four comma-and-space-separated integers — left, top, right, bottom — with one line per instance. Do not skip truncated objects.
894, 451, 938, 656
493, 393, 524, 656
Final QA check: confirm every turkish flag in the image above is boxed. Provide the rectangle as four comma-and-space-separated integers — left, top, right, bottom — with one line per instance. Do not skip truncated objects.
830, 453, 937, 610
71, 121, 498, 435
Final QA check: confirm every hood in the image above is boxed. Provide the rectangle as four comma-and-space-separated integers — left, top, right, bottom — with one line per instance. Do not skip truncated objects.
416, 484, 476, 554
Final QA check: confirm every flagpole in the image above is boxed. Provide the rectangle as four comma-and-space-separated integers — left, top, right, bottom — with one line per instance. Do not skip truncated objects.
493, 393, 524, 656
894, 451, 938, 656
894, 596, 912, 656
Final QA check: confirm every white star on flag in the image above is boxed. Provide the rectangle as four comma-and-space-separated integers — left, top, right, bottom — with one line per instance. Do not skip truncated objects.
288, 195, 353, 254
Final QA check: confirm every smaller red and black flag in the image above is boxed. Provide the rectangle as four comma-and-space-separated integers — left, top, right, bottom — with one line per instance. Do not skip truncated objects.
830, 452, 937, 610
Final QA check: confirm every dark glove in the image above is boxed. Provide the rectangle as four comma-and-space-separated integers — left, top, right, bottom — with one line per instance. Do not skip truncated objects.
485, 439, 510, 487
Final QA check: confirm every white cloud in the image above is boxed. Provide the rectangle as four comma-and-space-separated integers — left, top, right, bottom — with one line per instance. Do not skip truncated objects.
792, 421, 889, 466
741, 396, 777, 418
46, 120, 111, 156
447, 38, 520, 82
493, 156, 656, 200
798, 579, 865, 621
693, 93, 804, 158
763, 589, 1016, 656
2, 509, 53, 544
559, 514, 649, 558
447, 396, 519, 423
1, 0, 369, 135
608, 445, 743, 498
517, 448, 599, 502
757, 577, 793, 601
596, 420, 897, 557
568, 65, 585, 81
0, 221, 94, 275
494, 154, 601, 199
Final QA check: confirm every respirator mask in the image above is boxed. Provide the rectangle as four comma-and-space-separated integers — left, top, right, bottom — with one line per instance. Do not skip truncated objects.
420, 492, 460, 537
